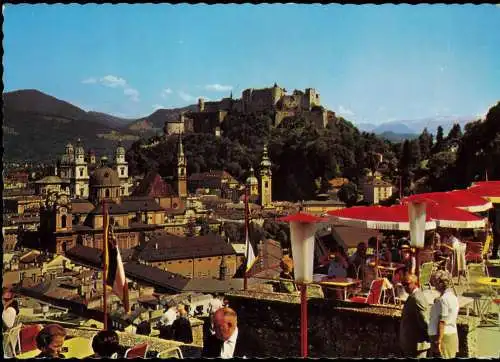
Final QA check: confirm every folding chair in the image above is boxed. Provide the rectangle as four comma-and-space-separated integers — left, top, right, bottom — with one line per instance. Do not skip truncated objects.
462, 263, 494, 323
19, 324, 42, 353
348, 278, 384, 304
418, 262, 434, 290
3, 323, 23, 358
124, 342, 148, 359
465, 241, 483, 263
157, 347, 184, 359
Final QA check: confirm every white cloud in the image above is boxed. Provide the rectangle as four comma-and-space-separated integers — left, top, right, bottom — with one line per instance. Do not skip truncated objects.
152, 104, 165, 111
82, 77, 97, 84
124, 88, 140, 102
100, 75, 127, 88
178, 91, 209, 103
82, 74, 140, 102
338, 105, 355, 117
161, 88, 173, 98
205, 84, 233, 92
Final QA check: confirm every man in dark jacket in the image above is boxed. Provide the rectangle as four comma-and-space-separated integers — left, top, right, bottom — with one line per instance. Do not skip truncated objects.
202, 307, 265, 358
399, 273, 430, 358
172, 303, 193, 344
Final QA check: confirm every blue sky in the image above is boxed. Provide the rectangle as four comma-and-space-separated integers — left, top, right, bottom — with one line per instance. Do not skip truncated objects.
3, 4, 500, 123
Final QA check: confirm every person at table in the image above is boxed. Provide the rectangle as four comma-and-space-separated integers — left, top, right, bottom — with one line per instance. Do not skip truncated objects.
35, 324, 67, 358
158, 306, 177, 340
278, 255, 297, 293
172, 303, 193, 344
91, 330, 126, 358
349, 242, 367, 271
380, 242, 392, 263
327, 245, 349, 278
399, 273, 430, 358
428, 270, 459, 359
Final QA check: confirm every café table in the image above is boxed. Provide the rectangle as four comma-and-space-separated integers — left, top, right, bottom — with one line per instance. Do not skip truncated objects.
16, 336, 94, 359
476, 276, 500, 326
375, 262, 405, 280
319, 276, 361, 300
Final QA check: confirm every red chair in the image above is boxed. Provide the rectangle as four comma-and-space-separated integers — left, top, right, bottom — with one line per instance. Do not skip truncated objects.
19, 324, 42, 353
124, 342, 148, 359
348, 278, 384, 304
465, 241, 483, 263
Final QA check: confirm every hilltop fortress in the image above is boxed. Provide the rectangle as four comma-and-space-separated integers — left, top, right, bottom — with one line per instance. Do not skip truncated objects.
164, 83, 334, 136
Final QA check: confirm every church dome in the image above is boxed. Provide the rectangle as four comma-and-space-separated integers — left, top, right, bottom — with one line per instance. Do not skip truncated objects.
75, 138, 85, 155
65, 143, 74, 153
90, 167, 120, 187
246, 167, 258, 185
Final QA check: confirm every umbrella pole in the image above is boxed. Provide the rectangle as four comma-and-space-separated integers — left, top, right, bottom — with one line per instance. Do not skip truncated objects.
416, 248, 420, 279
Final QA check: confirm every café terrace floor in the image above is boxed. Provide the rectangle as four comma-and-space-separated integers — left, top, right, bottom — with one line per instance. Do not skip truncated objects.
471, 260, 500, 358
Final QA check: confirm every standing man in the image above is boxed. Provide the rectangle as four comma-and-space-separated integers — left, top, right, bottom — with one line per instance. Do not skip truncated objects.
428, 270, 459, 359
399, 273, 430, 358
202, 307, 264, 358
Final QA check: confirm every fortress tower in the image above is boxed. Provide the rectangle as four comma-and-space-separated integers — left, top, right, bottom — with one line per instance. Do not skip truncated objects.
177, 135, 188, 198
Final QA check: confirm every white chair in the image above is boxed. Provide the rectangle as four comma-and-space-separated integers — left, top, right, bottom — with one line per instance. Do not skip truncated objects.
157, 347, 183, 359
3, 323, 23, 358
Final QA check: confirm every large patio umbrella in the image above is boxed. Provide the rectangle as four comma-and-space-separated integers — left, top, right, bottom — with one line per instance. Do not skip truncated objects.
467, 182, 500, 203
404, 190, 493, 213
327, 205, 437, 231
328, 203, 486, 230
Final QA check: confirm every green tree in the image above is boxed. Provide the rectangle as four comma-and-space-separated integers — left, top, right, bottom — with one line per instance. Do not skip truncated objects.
337, 182, 358, 206
434, 126, 444, 153
418, 128, 433, 160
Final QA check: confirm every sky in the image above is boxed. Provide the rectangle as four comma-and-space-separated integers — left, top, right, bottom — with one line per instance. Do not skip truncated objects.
3, 4, 500, 123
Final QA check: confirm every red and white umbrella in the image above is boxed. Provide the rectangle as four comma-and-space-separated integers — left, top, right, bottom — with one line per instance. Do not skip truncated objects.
327, 205, 437, 231
467, 182, 500, 203
404, 190, 492, 213
328, 203, 486, 230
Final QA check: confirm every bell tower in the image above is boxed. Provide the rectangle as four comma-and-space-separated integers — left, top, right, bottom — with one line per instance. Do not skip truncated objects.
177, 134, 188, 198
260, 144, 273, 208
114, 140, 129, 196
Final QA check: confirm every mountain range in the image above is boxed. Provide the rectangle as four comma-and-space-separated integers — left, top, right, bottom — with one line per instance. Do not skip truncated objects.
2, 88, 477, 162
355, 115, 476, 136
2, 89, 195, 162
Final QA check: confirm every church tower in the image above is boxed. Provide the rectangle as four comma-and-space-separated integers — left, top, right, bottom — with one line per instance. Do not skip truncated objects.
246, 167, 259, 197
260, 144, 273, 208
114, 140, 129, 196
177, 135, 188, 198
73, 139, 89, 199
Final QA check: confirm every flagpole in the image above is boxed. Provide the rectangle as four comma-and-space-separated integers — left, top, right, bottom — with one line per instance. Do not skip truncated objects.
244, 186, 249, 291
102, 199, 108, 331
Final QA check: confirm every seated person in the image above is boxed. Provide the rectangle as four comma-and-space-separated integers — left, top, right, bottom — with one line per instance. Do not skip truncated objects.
136, 320, 151, 336
278, 255, 297, 293
91, 330, 126, 358
348, 242, 367, 279
327, 246, 349, 278
35, 324, 67, 358
380, 243, 392, 263
394, 245, 416, 283
158, 306, 177, 340
172, 303, 193, 344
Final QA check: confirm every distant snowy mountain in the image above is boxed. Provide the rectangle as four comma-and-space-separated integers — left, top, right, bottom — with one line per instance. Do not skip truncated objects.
355, 115, 476, 135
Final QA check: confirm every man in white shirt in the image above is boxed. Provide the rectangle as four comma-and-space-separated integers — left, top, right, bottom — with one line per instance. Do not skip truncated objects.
201, 307, 264, 358
428, 270, 459, 359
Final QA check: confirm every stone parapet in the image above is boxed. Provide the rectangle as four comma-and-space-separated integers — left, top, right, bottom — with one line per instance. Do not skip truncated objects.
225, 290, 480, 358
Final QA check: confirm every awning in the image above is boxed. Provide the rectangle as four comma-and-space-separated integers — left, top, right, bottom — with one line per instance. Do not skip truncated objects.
404, 190, 493, 213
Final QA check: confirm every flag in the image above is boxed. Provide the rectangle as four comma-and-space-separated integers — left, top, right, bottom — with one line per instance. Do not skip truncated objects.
103, 207, 130, 313
244, 189, 257, 272
245, 230, 257, 272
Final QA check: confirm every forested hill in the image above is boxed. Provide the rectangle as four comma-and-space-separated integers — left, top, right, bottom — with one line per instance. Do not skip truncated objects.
126, 111, 398, 202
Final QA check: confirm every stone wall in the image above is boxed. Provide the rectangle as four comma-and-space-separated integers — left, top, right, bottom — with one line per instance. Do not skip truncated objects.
224, 291, 480, 358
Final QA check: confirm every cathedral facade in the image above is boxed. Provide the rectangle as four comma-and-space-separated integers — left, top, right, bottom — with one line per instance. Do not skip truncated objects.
57, 140, 131, 200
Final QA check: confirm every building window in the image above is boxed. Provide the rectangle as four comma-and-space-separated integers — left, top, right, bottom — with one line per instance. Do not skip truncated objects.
105, 189, 110, 198
121, 187, 124, 195
120, 168, 124, 176
265, 181, 269, 188
80, 168, 84, 177
61, 215, 67, 228
80, 188, 84, 195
